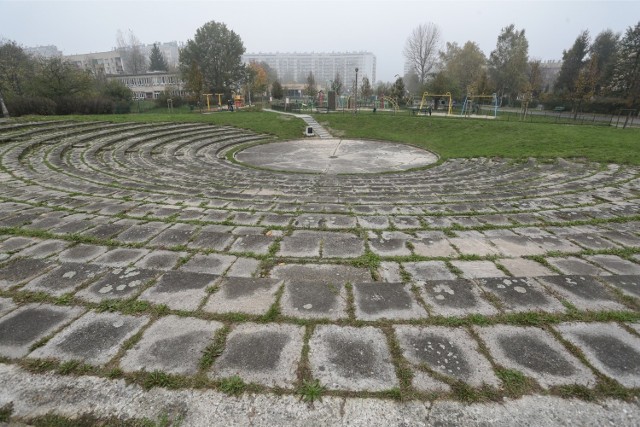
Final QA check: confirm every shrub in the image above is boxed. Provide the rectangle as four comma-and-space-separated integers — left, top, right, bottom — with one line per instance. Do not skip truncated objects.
5, 96, 57, 116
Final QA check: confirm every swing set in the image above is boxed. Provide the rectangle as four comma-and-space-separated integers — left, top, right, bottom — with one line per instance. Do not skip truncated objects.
460, 93, 499, 118
418, 92, 453, 115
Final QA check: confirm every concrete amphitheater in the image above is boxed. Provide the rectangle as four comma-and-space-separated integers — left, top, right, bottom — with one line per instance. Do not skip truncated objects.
0, 118, 639, 425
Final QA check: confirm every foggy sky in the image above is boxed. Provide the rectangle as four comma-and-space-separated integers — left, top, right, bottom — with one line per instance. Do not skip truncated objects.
1, 0, 639, 82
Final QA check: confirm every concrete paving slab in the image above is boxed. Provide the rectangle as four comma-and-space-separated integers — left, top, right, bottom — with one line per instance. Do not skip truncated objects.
228, 234, 274, 255
0, 257, 52, 290
599, 275, 640, 298
92, 248, 150, 267
148, 225, 198, 247
23, 262, 105, 296
180, 253, 236, 275
321, 233, 365, 258
0, 304, 85, 358
139, 270, 218, 311
377, 261, 402, 282
270, 263, 371, 284
477, 277, 565, 313
421, 279, 499, 317
448, 238, 500, 257
353, 282, 427, 320
281, 281, 347, 320
0, 236, 38, 252
395, 325, 499, 387
203, 277, 281, 315
546, 256, 611, 276
75, 267, 159, 303
451, 261, 506, 279
308, 325, 398, 391
134, 250, 186, 271
0, 297, 16, 317
530, 235, 583, 254
278, 232, 321, 257
584, 255, 640, 275
357, 216, 390, 230
226, 257, 261, 277
369, 237, 411, 257
16, 239, 69, 259
489, 236, 546, 256
120, 315, 223, 375
403, 261, 457, 281
2, 364, 640, 426
411, 238, 458, 258
57, 244, 109, 263
29, 310, 149, 366
568, 234, 622, 251
556, 322, 640, 387
476, 325, 595, 388
498, 258, 557, 277
116, 223, 168, 243
211, 323, 304, 388
189, 231, 235, 251
537, 275, 625, 311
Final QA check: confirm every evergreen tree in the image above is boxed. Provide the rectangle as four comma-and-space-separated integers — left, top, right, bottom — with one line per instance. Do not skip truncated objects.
271, 80, 283, 99
304, 72, 317, 97
611, 21, 640, 107
149, 43, 168, 72
554, 30, 590, 95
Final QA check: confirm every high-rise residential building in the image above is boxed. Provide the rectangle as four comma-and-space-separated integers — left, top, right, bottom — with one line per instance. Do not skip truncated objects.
24, 45, 62, 58
242, 51, 376, 89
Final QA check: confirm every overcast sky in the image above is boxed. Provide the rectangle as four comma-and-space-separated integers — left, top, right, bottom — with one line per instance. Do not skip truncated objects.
1, 0, 639, 82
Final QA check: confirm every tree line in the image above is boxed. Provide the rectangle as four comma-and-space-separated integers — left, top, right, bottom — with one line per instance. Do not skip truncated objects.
2, 19, 638, 116
402, 21, 640, 114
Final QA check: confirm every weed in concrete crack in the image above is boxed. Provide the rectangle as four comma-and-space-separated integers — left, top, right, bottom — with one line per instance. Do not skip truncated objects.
298, 378, 325, 403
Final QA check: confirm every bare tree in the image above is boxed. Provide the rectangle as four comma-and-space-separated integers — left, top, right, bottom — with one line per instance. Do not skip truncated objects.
116, 30, 147, 74
403, 23, 441, 86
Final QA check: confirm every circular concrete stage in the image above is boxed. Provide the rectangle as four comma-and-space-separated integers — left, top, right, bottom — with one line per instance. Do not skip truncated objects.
234, 139, 438, 174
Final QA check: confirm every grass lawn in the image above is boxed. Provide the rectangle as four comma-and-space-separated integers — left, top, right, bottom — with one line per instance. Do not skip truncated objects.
11, 108, 640, 165
314, 113, 640, 165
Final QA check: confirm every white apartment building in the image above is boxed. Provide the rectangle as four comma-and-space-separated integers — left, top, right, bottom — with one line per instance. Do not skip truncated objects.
242, 51, 376, 90
108, 72, 186, 100
64, 41, 181, 75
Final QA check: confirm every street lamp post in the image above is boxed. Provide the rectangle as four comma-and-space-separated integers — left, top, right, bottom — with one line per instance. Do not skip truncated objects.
354, 67, 359, 114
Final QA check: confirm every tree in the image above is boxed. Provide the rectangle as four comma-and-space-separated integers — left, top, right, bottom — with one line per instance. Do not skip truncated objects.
179, 21, 246, 97
0, 40, 36, 96
390, 76, 407, 105
403, 22, 441, 85
304, 72, 317, 97
554, 30, 590, 95
331, 72, 343, 95
149, 43, 168, 72
247, 61, 268, 103
0, 40, 36, 116
271, 80, 284, 100
117, 30, 147, 74
590, 29, 620, 95
33, 57, 93, 99
440, 41, 487, 98
571, 55, 599, 117
360, 76, 373, 101
488, 24, 529, 106
610, 21, 640, 107
183, 60, 204, 104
